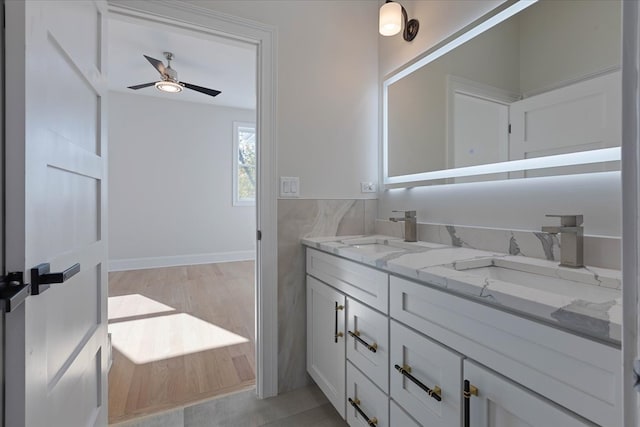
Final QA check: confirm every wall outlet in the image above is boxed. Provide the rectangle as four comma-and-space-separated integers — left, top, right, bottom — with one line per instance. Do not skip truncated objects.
280, 176, 300, 197
361, 182, 377, 193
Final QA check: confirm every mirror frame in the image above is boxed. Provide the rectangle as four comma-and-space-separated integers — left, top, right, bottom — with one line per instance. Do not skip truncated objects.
382, 0, 622, 188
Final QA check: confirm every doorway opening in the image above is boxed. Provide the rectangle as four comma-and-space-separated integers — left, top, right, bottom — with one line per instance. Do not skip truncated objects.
106, 9, 260, 424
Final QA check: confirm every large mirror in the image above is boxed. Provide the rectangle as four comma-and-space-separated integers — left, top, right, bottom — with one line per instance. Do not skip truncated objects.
383, 0, 621, 186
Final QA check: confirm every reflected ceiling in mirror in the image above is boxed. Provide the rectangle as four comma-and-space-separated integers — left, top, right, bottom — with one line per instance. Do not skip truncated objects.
383, 0, 621, 187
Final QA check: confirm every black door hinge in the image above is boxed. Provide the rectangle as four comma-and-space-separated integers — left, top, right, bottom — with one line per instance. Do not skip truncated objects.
257, 230, 262, 241
508, 124, 512, 134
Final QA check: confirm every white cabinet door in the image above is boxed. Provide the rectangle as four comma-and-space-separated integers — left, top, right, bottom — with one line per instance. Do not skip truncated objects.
346, 361, 389, 427
390, 400, 421, 427
347, 298, 389, 392
390, 320, 462, 426
464, 360, 592, 427
307, 276, 346, 418
5, 2, 109, 426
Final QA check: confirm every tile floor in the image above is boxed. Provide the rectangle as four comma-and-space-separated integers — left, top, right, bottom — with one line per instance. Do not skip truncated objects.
111, 384, 347, 427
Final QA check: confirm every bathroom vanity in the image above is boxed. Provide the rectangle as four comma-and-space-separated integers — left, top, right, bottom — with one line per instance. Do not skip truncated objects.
303, 235, 621, 427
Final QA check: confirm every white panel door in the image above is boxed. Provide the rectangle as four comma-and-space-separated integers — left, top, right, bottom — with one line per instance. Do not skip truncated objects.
452, 92, 509, 183
307, 276, 346, 418
510, 71, 621, 177
5, 1, 109, 426
464, 361, 591, 427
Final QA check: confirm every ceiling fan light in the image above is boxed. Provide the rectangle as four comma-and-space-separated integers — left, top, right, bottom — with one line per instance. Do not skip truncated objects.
155, 81, 183, 93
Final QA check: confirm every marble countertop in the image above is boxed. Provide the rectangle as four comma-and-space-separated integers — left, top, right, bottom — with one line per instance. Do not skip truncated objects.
302, 235, 622, 346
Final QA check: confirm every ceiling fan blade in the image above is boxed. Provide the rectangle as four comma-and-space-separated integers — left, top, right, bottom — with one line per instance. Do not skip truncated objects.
182, 82, 221, 98
143, 55, 167, 77
127, 82, 156, 90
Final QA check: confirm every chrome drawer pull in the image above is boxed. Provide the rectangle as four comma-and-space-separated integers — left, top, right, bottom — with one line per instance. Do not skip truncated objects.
394, 364, 442, 402
348, 397, 378, 426
348, 330, 378, 353
463, 379, 479, 427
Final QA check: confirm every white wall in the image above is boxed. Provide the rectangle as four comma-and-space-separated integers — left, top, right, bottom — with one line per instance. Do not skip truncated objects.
188, 0, 379, 199
379, 0, 506, 77
108, 91, 256, 268
519, 0, 621, 95
379, 0, 622, 238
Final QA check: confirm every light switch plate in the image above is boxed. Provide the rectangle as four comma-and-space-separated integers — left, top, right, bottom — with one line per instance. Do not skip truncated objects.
361, 182, 377, 193
280, 177, 300, 197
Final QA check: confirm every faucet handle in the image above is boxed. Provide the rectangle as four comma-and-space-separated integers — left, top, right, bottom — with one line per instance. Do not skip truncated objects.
545, 214, 583, 227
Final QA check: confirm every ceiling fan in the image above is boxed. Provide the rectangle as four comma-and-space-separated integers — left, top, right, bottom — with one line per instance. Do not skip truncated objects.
127, 52, 221, 98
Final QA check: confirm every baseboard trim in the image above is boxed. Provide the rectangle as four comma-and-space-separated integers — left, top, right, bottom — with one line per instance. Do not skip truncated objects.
109, 250, 256, 272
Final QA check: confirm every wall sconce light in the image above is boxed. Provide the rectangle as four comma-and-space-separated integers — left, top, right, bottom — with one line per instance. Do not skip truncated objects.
379, 1, 419, 42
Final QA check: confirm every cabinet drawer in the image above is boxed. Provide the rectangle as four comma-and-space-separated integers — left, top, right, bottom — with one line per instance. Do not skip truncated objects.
346, 361, 389, 427
390, 320, 462, 426
307, 248, 389, 313
390, 401, 421, 427
347, 298, 389, 392
390, 275, 621, 427
464, 360, 592, 426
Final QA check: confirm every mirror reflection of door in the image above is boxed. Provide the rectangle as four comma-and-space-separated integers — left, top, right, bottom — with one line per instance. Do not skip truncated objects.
509, 71, 621, 179
447, 77, 516, 183
451, 93, 509, 183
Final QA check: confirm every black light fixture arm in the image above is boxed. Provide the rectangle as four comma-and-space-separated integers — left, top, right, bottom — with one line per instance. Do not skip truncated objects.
401, 4, 419, 41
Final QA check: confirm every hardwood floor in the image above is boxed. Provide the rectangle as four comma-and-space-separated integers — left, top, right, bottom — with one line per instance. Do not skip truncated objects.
108, 261, 256, 425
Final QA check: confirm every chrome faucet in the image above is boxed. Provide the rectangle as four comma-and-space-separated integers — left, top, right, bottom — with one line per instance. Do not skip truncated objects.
541, 214, 584, 268
389, 210, 417, 242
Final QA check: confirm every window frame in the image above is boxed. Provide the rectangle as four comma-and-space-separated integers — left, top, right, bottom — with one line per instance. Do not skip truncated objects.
232, 121, 257, 207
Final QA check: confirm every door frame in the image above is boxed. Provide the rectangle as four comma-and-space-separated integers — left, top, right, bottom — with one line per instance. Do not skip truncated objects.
622, 0, 640, 424
107, 0, 279, 398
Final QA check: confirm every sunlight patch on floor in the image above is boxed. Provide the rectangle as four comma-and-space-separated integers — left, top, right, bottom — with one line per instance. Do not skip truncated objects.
108, 294, 176, 321
109, 312, 250, 364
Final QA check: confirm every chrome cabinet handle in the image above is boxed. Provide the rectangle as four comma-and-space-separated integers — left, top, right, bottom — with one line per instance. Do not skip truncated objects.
348, 397, 378, 426
394, 364, 442, 402
334, 302, 344, 343
463, 379, 479, 427
348, 330, 378, 353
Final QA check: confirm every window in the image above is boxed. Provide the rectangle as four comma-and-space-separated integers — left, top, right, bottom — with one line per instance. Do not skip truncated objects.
233, 122, 256, 206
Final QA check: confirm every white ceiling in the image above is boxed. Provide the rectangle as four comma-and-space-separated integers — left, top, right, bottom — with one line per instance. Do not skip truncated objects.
108, 14, 257, 109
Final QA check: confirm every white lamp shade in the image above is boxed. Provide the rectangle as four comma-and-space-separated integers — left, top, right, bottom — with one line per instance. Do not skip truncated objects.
379, 2, 402, 36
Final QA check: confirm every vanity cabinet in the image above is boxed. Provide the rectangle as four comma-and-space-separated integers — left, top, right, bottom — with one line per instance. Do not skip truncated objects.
390, 401, 421, 427
390, 275, 620, 427
306, 248, 389, 313
346, 361, 389, 427
306, 275, 346, 418
464, 360, 591, 427
346, 298, 388, 391
390, 320, 462, 426
305, 247, 620, 427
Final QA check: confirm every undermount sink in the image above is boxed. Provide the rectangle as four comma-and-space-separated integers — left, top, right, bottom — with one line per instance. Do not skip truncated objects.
461, 265, 571, 289
449, 258, 619, 300
339, 237, 446, 256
